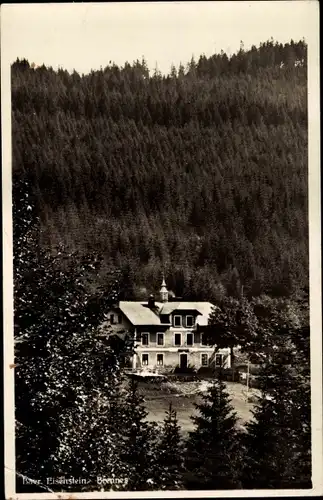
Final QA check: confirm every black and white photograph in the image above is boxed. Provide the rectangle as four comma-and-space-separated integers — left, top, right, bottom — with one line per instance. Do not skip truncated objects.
2, 1, 322, 498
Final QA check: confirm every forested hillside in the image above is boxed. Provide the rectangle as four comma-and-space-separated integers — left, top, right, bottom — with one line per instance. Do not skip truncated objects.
11, 39, 308, 300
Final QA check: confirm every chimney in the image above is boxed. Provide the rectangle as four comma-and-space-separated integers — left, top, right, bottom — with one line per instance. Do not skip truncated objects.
148, 294, 155, 308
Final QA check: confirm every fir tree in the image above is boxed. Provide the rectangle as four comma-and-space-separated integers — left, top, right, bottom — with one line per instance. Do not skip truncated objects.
242, 341, 311, 489
119, 380, 158, 491
184, 376, 242, 489
156, 403, 184, 489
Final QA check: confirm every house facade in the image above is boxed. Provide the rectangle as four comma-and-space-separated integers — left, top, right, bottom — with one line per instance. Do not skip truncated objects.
101, 278, 231, 373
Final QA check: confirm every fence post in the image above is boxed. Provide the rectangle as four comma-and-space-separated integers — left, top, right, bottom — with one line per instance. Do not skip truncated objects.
246, 359, 250, 398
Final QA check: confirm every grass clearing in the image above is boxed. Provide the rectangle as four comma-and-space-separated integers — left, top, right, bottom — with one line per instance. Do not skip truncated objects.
138, 380, 259, 435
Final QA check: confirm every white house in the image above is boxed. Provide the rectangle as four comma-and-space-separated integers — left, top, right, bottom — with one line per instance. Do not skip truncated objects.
100, 278, 231, 373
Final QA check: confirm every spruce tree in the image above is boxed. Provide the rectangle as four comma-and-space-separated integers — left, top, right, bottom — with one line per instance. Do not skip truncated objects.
119, 380, 158, 491
184, 376, 242, 489
242, 342, 311, 489
156, 403, 184, 489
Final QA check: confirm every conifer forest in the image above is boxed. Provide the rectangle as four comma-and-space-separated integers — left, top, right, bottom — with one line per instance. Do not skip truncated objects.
12, 39, 311, 492
12, 39, 308, 300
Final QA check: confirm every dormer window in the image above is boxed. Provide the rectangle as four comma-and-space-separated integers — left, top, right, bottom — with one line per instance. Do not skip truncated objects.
160, 314, 170, 324
173, 315, 182, 327
186, 315, 194, 328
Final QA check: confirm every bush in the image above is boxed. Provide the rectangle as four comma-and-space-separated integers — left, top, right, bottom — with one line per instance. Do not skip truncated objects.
247, 394, 259, 404
197, 366, 215, 378
127, 373, 167, 384
249, 377, 261, 389
236, 364, 262, 375
160, 381, 180, 393
213, 367, 240, 382
168, 373, 199, 382
239, 374, 261, 389
173, 363, 197, 375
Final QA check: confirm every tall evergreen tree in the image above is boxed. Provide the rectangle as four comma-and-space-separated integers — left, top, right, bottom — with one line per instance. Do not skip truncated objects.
184, 376, 242, 489
242, 342, 311, 489
119, 380, 158, 491
156, 403, 184, 489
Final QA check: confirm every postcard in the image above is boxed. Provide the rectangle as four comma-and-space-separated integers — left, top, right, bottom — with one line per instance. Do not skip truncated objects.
2, 2, 322, 498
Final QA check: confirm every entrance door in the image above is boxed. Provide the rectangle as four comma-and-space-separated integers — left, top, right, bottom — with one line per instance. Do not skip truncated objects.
180, 353, 188, 370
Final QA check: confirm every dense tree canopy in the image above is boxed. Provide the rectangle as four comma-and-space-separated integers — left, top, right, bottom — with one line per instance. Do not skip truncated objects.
13, 175, 128, 491
12, 38, 308, 300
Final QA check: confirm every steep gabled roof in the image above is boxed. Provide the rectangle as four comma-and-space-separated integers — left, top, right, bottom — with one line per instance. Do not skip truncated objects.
119, 301, 162, 326
118, 300, 217, 327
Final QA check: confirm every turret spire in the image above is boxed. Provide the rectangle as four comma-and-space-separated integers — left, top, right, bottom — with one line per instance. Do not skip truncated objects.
160, 274, 168, 303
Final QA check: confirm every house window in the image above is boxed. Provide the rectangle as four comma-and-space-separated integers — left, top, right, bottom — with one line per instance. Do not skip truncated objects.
141, 333, 149, 346
110, 314, 115, 324
201, 333, 209, 346
174, 333, 182, 346
201, 353, 209, 366
142, 354, 149, 366
157, 333, 164, 346
157, 354, 164, 366
174, 315, 182, 327
118, 314, 122, 324
215, 354, 223, 367
186, 333, 194, 346
186, 315, 194, 328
